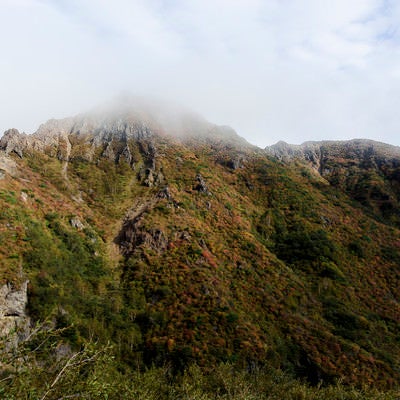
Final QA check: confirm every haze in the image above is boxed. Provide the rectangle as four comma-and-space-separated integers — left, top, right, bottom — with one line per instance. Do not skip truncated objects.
1, 0, 400, 148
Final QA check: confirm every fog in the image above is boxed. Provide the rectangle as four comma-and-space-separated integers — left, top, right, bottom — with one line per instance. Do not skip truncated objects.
1, 0, 400, 148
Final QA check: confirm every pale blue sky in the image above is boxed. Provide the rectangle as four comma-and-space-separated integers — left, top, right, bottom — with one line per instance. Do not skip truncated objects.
1, 0, 400, 147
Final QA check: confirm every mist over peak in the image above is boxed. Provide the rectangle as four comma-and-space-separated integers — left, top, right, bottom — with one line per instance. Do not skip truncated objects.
0, 96, 254, 161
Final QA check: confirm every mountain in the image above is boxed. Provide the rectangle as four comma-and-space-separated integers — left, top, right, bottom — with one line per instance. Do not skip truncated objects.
0, 101, 400, 396
266, 139, 400, 227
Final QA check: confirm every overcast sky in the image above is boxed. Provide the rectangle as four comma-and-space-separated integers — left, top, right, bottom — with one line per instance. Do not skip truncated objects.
1, 0, 400, 147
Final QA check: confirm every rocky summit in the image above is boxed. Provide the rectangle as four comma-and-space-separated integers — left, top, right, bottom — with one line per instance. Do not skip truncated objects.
0, 100, 400, 398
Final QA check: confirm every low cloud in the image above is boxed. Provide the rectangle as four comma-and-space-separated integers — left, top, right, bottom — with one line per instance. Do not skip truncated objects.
1, 0, 400, 147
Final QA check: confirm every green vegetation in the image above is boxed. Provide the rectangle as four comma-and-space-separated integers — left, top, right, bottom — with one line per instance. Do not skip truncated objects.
1, 328, 399, 400
1, 133, 400, 396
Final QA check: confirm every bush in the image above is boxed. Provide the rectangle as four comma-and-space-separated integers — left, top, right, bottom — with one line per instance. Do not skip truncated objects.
274, 227, 337, 267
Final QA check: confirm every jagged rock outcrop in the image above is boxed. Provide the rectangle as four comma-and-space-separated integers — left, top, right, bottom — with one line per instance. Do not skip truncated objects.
265, 139, 400, 176
0, 281, 29, 340
0, 153, 18, 178
0, 122, 73, 160
116, 196, 170, 256
117, 217, 169, 255
32, 118, 74, 159
0, 129, 29, 158
194, 173, 210, 194
157, 186, 172, 200
0, 97, 252, 169
0, 117, 155, 162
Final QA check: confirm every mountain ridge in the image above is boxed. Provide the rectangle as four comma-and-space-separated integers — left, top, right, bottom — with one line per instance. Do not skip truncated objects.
0, 104, 400, 391
265, 138, 400, 163
0, 99, 253, 160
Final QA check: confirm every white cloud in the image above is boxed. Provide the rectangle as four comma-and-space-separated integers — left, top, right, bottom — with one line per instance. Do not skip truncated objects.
1, 0, 400, 147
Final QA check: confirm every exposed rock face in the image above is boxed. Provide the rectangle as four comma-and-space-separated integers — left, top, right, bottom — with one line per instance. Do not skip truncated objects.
225, 156, 243, 170
0, 281, 29, 340
266, 141, 332, 175
194, 173, 210, 194
265, 139, 400, 176
0, 114, 150, 161
70, 217, 85, 230
216, 151, 247, 170
0, 122, 74, 160
157, 186, 171, 200
32, 118, 74, 159
0, 129, 29, 158
0, 153, 18, 178
0, 98, 251, 166
116, 197, 169, 256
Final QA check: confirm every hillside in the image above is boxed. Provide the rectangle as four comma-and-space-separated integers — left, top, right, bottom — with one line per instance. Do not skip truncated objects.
0, 102, 400, 397
266, 139, 400, 227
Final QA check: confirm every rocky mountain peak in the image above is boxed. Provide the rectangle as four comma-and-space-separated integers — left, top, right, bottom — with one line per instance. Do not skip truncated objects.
0, 98, 252, 161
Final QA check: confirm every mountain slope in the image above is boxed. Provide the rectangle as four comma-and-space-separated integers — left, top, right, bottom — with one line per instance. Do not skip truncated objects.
266, 139, 400, 227
0, 105, 400, 390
